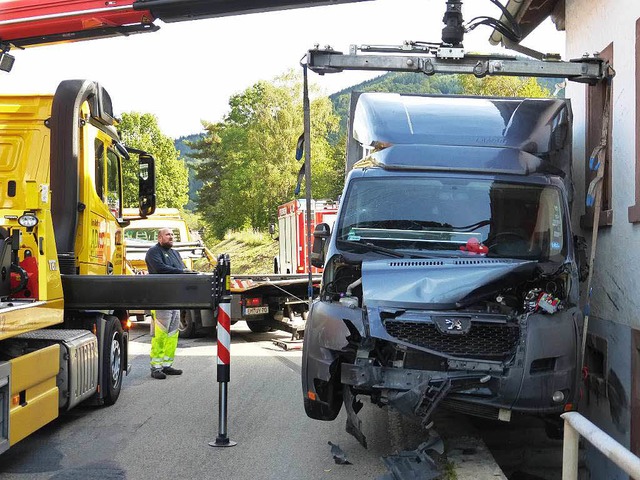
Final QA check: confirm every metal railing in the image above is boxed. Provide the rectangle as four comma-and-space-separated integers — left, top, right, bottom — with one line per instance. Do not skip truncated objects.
562, 411, 640, 479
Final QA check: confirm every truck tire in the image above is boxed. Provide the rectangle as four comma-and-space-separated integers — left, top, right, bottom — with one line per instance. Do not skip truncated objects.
246, 321, 270, 333
179, 309, 198, 338
102, 316, 124, 405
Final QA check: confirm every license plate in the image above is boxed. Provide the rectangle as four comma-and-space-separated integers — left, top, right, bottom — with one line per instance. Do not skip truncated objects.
244, 306, 268, 315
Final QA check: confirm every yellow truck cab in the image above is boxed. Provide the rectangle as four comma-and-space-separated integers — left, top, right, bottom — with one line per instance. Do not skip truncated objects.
0, 80, 156, 454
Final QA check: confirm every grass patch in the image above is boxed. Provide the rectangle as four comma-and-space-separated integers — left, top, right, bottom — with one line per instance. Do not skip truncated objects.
207, 228, 278, 274
224, 229, 273, 247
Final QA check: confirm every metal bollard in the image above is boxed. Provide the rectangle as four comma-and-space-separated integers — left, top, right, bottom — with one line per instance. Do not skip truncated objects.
210, 255, 236, 448
562, 416, 579, 480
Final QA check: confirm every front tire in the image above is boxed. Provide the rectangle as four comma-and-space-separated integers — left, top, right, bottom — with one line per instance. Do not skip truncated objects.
102, 316, 124, 405
302, 353, 343, 420
179, 310, 198, 338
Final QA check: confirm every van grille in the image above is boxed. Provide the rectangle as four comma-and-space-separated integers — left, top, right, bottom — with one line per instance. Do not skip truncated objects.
384, 320, 520, 360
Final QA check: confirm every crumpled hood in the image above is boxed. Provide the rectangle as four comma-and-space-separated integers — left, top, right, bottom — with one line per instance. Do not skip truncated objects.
361, 258, 537, 309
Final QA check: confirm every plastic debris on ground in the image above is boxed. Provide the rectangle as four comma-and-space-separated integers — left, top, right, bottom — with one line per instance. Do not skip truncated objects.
328, 441, 352, 465
377, 430, 444, 480
272, 339, 303, 351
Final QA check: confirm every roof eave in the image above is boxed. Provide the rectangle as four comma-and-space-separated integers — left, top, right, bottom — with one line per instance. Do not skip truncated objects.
488, 0, 564, 47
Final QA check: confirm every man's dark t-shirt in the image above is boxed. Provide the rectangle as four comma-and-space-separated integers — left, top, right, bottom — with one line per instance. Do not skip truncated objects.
145, 243, 186, 274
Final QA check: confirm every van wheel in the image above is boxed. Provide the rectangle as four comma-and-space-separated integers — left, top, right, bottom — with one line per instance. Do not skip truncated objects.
102, 316, 124, 405
179, 310, 198, 338
544, 416, 564, 440
247, 321, 270, 333
303, 377, 342, 421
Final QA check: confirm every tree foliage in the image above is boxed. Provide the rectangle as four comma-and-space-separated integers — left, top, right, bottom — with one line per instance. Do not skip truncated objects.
193, 71, 341, 240
118, 112, 189, 209
459, 75, 551, 97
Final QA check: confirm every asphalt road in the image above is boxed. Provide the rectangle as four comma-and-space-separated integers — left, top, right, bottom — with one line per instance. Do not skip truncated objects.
0, 322, 431, 480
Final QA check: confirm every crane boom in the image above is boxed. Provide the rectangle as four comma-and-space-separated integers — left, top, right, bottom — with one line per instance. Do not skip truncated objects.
0, 0, 371, 48
133, 0, 371, 22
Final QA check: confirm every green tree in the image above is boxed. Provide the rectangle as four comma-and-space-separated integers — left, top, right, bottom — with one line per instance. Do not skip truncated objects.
459, 75, 551, 97
118, 112, 189, 209
194, 71, 341, 240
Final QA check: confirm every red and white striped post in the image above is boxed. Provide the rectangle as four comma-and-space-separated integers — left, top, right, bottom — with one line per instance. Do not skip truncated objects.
210, 254, 236, 447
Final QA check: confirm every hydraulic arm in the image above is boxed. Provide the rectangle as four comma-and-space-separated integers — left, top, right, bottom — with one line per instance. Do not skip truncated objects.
306, 44, 610, 86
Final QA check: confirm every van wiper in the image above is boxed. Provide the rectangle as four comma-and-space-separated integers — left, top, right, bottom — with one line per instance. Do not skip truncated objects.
337, 239, 406, 258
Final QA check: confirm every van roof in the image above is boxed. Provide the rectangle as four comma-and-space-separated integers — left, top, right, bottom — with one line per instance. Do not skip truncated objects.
353, 93, 571, 156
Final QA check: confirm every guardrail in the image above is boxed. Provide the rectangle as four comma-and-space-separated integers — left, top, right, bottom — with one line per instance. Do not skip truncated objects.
561, 411, 640, 479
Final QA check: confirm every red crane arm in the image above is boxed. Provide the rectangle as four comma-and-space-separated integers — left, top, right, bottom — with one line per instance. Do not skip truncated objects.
0, 0, 370, 47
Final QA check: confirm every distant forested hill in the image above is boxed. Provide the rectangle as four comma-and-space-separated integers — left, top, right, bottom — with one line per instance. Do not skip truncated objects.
328, 73, 461, 140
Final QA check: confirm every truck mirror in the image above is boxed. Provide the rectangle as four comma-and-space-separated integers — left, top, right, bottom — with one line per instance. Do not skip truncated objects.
138, 153, 156, 218
311, 223, 331, 268
574, 235, 589, 282
269, 223, 276, 236
115, 141, 130, 160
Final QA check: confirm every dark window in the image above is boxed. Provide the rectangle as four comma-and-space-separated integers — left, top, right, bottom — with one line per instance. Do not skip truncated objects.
581, 43, 613, 228
337, 177, 567, 263
124, 228, 182, 243
106, 148, 122, 218
94, 139, 105, 201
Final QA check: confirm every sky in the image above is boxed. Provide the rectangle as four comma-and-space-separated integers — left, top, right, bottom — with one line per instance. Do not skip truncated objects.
2, 0, 566, 139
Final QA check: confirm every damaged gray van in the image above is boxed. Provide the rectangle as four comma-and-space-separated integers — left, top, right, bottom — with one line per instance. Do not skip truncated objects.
302, 92, 585, 446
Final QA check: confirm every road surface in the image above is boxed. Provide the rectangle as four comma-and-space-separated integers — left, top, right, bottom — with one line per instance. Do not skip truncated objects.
0, 322, 430, 479
0, 321, 564, 479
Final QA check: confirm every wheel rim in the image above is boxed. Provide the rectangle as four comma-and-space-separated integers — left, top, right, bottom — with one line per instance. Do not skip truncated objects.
179, 311, 189, 331
110, 331, 122, 388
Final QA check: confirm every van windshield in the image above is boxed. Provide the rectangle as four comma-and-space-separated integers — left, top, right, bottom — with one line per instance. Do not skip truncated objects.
124, 227, 182, 243
337, 177, 566, 262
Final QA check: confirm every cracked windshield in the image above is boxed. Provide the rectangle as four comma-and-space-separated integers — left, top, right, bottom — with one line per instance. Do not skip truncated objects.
338, 177, 566, 261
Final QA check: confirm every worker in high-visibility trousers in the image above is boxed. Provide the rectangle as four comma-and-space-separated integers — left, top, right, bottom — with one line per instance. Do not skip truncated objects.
149, 309, 181, 379
145, 228, 187, 379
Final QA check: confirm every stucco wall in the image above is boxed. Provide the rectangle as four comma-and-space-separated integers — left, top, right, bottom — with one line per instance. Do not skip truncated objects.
564, 2, 640, 477
566, 0, 640, 327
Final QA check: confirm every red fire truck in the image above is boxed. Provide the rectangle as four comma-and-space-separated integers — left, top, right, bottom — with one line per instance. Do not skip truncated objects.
275, 199, 338, 275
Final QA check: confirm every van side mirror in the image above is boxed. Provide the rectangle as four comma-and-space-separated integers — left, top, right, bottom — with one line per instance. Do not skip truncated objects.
574, 235, 589, 282
138, 153, 156, 217
311, 223, 331, 268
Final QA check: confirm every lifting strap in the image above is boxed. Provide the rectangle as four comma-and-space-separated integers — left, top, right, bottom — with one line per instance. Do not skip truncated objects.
580, 73, 614, 372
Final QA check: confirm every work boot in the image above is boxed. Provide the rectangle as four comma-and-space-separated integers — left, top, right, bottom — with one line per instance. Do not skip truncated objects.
151, 369, 166, 379
162, 366, 183, 375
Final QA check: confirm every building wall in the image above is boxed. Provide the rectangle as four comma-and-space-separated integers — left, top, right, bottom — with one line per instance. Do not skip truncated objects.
565, 1, 640, 478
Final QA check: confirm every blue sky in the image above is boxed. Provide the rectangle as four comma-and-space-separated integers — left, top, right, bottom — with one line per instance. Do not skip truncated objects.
2, 0, 565, 138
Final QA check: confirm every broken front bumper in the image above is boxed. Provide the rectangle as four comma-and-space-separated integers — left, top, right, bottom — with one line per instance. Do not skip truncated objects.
303, 299, 582, 422
349, 305, 582, 418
